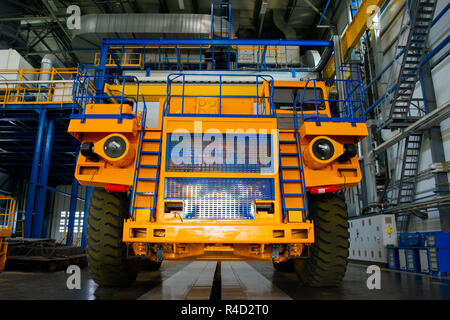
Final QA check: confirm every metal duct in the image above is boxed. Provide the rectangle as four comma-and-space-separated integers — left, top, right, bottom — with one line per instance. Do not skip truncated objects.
72, 13, 236, 63
73, 13, 234, 40
272, 10, 297, 40
39, 54, 65, 81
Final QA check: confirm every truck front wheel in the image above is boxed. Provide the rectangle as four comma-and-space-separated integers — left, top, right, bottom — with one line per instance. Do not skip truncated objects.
294, 194, 349, 287
87, 188, 138, 287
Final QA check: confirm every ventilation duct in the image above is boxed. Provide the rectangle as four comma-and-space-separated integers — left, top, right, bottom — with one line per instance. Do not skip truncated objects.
72, 13, 235, 63
73, 13, 234, 42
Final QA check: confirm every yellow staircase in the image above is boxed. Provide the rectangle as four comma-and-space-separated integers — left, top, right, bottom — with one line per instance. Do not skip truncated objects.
0, 195, 15, 272
0, 239, 8, 272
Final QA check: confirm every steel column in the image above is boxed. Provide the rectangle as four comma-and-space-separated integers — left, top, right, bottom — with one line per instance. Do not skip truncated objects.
66, 177, 79, 246
420, 62, 450, 232
24, 108, 46, 238
95, 39, 109, 103
31, 119, 54, 238
81, 186, 94, 248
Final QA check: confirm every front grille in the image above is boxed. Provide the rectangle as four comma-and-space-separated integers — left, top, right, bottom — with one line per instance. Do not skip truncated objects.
164, 177, 274, 219
166, 133, 274, 173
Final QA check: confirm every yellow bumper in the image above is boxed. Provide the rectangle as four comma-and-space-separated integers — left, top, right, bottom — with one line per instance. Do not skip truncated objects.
123, 221, 314, 244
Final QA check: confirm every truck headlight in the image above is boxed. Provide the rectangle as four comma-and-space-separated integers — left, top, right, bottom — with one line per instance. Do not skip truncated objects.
303, 136, 344, 169
312, 139, 335, 161
92, 134, 135, 167
104, 136, 127, 158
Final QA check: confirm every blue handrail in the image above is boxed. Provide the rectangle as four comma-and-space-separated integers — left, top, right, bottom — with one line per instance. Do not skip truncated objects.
163, 73, 276, 118
71, 72, 141, 123
294, 67, 366, 126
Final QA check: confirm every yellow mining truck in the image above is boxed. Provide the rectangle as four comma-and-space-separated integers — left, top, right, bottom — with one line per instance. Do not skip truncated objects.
68, 38, 367, 287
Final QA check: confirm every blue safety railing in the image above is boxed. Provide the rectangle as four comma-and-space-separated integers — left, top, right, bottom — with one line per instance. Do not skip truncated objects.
163, 73, 276, 118
293, 66, 366, 126
71, 68, 141, 123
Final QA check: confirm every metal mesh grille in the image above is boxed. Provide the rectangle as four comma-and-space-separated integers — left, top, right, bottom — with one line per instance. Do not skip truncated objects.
166, 133, 273, 173
164, 177, 274, 219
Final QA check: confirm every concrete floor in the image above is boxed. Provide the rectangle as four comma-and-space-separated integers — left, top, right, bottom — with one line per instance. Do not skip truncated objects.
0, 261, 449, 300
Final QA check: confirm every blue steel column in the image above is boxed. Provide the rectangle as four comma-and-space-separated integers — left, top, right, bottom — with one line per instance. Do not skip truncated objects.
32, 119, 54, 238
24, 109, 47, 238
81, 186, 94, 248
66, 177, 79, 246
95, 39, 108, 103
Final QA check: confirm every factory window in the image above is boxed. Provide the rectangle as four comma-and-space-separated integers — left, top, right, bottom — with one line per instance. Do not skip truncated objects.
58, 211, 84, 234
368, 219, 371, 226
273, 87, 325, 111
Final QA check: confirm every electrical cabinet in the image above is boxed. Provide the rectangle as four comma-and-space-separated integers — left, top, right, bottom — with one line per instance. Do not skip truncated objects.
349, 214, 397, 264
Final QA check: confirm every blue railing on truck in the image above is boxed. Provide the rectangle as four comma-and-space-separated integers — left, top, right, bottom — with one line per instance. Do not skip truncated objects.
294, 66, 366, 126
163, 73, 276, 118
71, 67, 141, 123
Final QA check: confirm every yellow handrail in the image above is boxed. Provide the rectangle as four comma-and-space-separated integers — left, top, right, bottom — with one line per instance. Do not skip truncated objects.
0, 68, 77, 107
0, 195, 16, 237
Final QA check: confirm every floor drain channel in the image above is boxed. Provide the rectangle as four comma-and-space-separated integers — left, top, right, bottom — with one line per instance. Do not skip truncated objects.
209, 261, 222, 300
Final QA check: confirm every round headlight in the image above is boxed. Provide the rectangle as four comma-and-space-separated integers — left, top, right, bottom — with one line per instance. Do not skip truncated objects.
312, 139, 335, 161
104, 136, 127, 158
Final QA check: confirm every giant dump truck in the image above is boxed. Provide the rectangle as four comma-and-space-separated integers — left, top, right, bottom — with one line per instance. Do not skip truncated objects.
68, 36, 368, 287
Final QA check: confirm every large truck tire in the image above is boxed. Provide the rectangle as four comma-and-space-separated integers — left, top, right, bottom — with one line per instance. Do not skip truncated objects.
294, 194, 349, 287
87, 188, 138, 287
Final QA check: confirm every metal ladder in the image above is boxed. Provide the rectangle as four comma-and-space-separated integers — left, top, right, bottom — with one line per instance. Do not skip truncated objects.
388, 0, 437, 127
396, 134, 423, 205
277, 100, 309, 223
129, 101, 164, 221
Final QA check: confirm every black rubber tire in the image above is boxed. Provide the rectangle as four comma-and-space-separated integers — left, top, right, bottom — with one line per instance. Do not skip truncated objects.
87, 188, 138, 287
294, 194, 349, 287
273, 259, 295, 272
140, 259, 162, 271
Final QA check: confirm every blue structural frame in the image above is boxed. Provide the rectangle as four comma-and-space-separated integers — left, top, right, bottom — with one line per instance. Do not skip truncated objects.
66, 176, 79, 246
81, 186, 94, 248
32, 119, 54, 238
93, 37, 335, 99
23, 108, 47, 238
